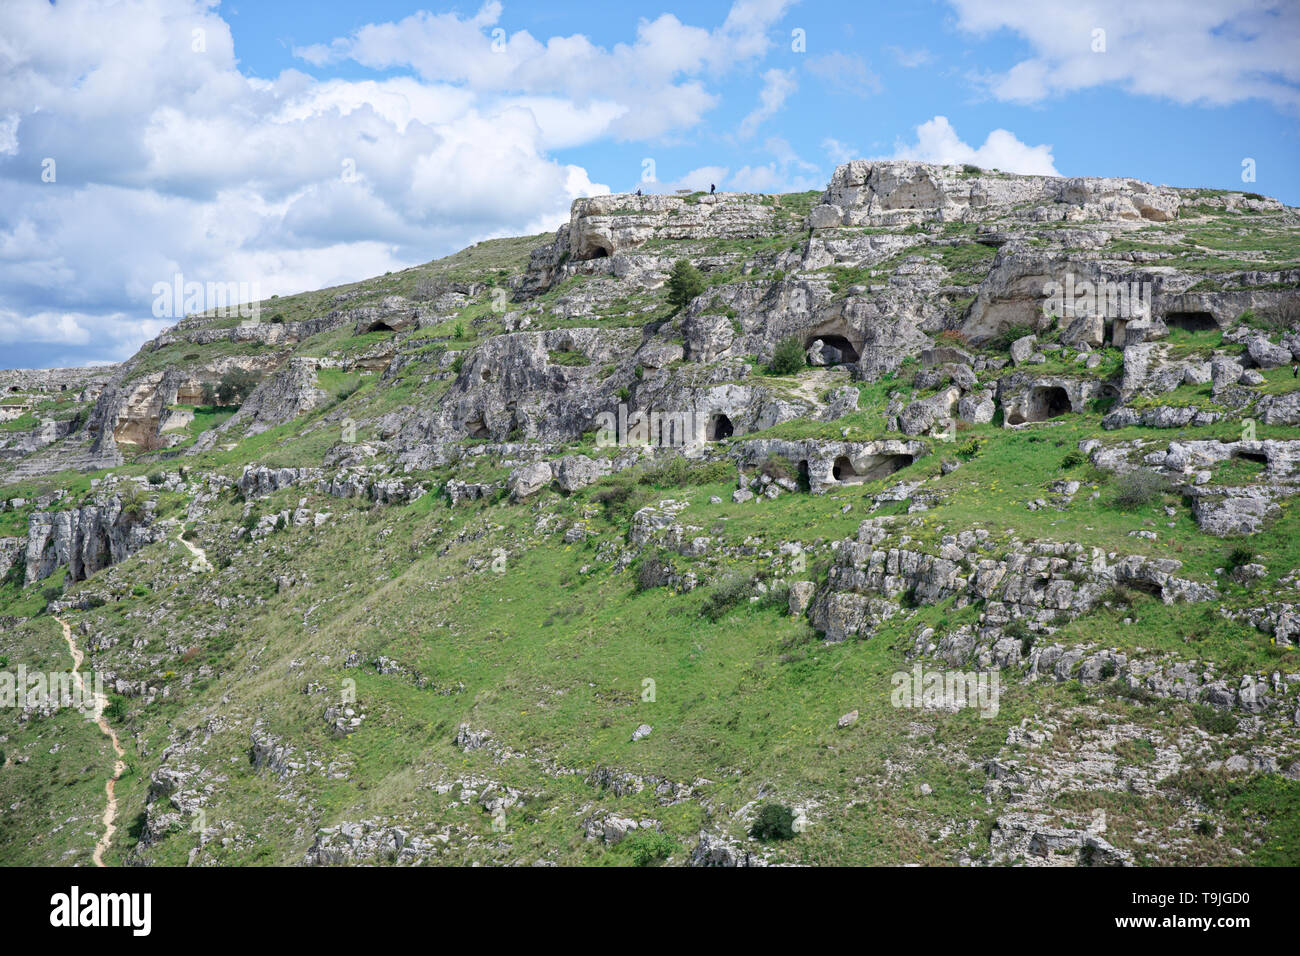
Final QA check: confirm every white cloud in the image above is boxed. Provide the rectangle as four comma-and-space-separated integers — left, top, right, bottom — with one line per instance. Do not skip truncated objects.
821, 137, 859, 164
728, 137, 822, 192
884, 116, 1059, 176
886, 46, 934, 68
806, 51, 882, 97
739, 68, 798, 138
949, 0, 1300, 110
299, 1, 797, 140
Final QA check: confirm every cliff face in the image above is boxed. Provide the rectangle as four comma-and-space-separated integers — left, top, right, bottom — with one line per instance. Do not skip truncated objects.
22, 491, 165, 586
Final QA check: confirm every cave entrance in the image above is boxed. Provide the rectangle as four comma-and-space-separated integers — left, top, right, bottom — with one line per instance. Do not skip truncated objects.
858, 453, 915, 480
797, 459, 811, 492
1028, 386, 1071, 421
366, 321, 396, 333
464, 417, 490, 439
832, 455, 863, 483
1164, 311, 1218, 333
805, 334, 860, 365
705, 413, 734, 441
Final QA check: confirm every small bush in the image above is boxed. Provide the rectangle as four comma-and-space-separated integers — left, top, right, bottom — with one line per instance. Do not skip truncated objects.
757, 454, 795, 482
1112, 468, 1168, 509
990, 323, 1036, 351
700, 573, 752, 621
147, 471, 166, 485
1060, 450, 1085, 469
639, 457, 732, 489
593, 477, 643, 521
1004, 619, 1035, 656
956, 437, 982, 460
635, 550, 672, 592
214, 368, 261, 406
1226, 546, 1253, 570
102, 695, 128, 723
1192, 703, 1238, 735
621, 830, 677, 866
749, 803, 797, 841
767, 336, 806, 375
1106, 584, 1140, 608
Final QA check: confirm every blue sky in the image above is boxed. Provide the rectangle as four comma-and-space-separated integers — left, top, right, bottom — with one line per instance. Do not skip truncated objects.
1, 0, 1297, 368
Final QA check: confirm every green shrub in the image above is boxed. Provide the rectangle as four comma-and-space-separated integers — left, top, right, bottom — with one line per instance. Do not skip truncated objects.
593, 476, 644, 521
635, 550, 672, 592
989, 323, 1036, 351
1060, 450, 1085, 469
1226, 546, 1253, 570
639, 456, 733, 489
620, 830, 677, 866
1192, 703, 1238, 735
767, 336, 806, 375
1112, 468, 1168, 509
749, 803, 797, 841
214, 368, 260, 406
700, 573, 752, 621
666, 259, 705, 310
102, 695, 128, 723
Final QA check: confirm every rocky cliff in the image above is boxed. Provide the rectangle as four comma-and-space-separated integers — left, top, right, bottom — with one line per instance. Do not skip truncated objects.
1, 161, 1299, 868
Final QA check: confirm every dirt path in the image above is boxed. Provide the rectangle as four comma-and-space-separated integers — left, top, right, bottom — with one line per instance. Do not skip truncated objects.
56, 615, 126, 867
178, 531, 211, 571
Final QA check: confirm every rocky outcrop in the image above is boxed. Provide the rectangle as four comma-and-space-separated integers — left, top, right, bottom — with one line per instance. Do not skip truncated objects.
22, 492, 166, 585
807, 519, 1217, 642
815, 162, 1180, 229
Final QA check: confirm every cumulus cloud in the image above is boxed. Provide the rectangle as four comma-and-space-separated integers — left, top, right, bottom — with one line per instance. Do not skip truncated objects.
948, 0, 1300, 110
884, 116, 1059, 176
297, 0, 796, 140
